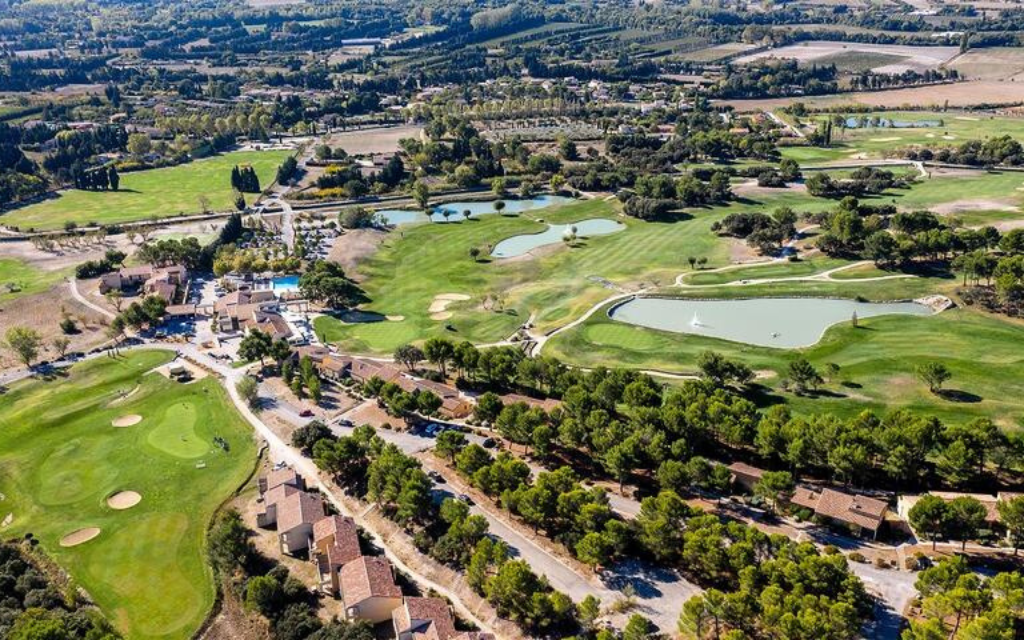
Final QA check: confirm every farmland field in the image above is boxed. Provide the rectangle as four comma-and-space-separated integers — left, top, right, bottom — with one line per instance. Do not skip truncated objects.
1, 149, 290, 231
733, 41, 959, 73
0, 350, 258, 640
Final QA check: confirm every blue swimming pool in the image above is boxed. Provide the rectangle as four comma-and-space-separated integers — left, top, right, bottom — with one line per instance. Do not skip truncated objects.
272, 275, 300, 293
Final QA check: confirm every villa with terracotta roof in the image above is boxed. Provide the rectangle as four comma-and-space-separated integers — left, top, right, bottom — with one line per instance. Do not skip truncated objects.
261, 490, 327, 554
213, 287, 292, 340
99, 264, 188, 304
393, 597, 458, 640
790, 486, 889, 539
259, 467, 306, 495
339, 556, 403, 623
313, 515, 363, 595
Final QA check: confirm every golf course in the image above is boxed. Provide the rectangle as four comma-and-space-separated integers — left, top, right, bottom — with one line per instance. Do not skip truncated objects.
0, 350, 258, 640
1, 149, 291, 231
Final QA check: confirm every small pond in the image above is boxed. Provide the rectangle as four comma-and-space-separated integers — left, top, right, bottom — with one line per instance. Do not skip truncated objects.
843, 117, 942, 129
376, 195, 574, 226
271, 274, 300, 293
491, 218, 625, 258
609, 297, 933, 348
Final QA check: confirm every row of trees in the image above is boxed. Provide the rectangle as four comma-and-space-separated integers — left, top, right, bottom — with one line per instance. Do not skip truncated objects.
292, 423, 580, 636
230, 164, 261, 194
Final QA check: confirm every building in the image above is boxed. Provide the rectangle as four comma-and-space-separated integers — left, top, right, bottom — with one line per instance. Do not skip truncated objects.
790, 486, 889, 539
393, 597, 458, 640
339, 556, 403, 623
213, 287, 291, 340
317, 356, 472, 418
728, 462, 765, 493
259, 467, 306, 495
99, 264, 188, 304
313, 515, 363, 595
898, 492, 1003, 529
258, 489, 327, 555
256, 483, 301, 528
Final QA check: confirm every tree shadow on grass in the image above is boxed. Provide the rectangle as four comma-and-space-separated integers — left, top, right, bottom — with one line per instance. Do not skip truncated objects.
937, 388, 982, 403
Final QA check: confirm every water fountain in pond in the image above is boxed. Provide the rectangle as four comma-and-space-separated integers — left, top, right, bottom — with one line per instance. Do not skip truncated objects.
691, 312, 703, 328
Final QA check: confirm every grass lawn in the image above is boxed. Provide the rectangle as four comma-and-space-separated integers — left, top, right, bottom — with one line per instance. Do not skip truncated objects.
0, 258, 69, 302
2, 150, 291, 231
0, 350, 257, 639
315, 198, 730, 354
547, 267, 1024, 428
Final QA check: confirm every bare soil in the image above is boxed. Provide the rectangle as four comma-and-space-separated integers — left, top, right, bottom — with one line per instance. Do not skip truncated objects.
0, 284, 108, 368
327, 228, 386, 279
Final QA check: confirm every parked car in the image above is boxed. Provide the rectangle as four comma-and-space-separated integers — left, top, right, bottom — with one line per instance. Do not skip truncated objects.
482, 437, 497, 449
299, 409, 314, 417
457, 494, 474, 505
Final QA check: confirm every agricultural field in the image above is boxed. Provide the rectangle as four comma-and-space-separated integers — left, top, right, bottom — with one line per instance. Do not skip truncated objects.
679, 42, 755, 63
1, 149, 290, 231
0, 350, 258, 640
733, 41, 959, 74
726, 80, 1024, 111
949, 47, 1024, 81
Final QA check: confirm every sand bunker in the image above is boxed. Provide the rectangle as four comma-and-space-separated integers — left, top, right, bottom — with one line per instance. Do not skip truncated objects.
385, 315, 405, 322
107, 491, 142, 510
870, 137, 901, 142
429, 294, 470, 320
112, 414, 143, 427
955, 116, 980, 121
60, 528, 101, 547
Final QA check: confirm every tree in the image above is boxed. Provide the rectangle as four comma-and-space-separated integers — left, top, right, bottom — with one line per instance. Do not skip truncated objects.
239, 330, 273, 368
909, 495, 948, 549
754, 471, 794, 513
105, 289, 125, 312
435, 430, 467, 463
787, 357, 823, 394
51, 336, 70, 360
245, 575, 284, 616
494, 200, 506, 215
412, 180, 430, 210
424, 337, 455, 378
236, 375, 260, 409
394, 344, 424, 372
475, 392, 504, 424
697, 351, 754, 387
917, 362, 952, 394
998, 495, 1024, 555
622, 614, 653, 640
208, 509, 254, 573
578, 594, 601, 633
469, 247, 481, 262
299, 261, 365, 309
108, 165, 120, 191
4, 326, 41, 368
292, 420, 334, 454
946, 496, 987, 551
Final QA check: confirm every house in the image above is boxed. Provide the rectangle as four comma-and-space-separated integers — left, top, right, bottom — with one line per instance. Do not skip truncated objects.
214, 287, 291, 339
326, 356, 471, 418
899, 492, 1003, 528
274, 491, 327, 554
728, 462, 766, 493
790, 486, 889, 539
256, 483, 301, 528
393, 597, 458, 640
313, 515, 363, 595
339, 556, 403, 623
99, 264, 188, 304
259, 467, 306, 495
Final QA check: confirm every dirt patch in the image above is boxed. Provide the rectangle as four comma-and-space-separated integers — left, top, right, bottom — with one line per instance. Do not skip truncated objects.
733, 179, 808, 200
107, 491, 142, 510
112, 414, 143, 427
322, 125, 423, 156
327, 228, 386, 280
0, 283, 107, 369
428, 293, 470, 320
60, 527, 101, 547
932, 199, 1019, 216
990, 219, 1024, 232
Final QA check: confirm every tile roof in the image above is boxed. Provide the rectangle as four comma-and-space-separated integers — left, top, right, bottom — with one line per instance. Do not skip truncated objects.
314, 515, 362, 568
394, 597, 457, 640
728, 462, 765, 483
792, 486, 888, 532
265, 468, 304, 494
340, 556, 401, 607
276, 491, 326, 533
263, 483, 300, 508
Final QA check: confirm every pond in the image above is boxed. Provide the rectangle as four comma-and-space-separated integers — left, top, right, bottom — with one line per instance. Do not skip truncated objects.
271, 274, 300, 293
608, 296, 934, 348
491, 218, 625, 258
375, 195, 575, 226
843, 117, 942, 129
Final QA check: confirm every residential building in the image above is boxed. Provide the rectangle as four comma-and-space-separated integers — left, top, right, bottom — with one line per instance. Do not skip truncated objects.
393, 597, 458, 640
270, 490, 327, 555
790, 486, 889, 539
728, 462, 765, 493
313, 515, 363, 596
339, 556, 403, 623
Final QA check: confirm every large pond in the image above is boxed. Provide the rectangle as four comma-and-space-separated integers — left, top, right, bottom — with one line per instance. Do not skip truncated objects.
609, 297, 934, 348
491, 218, 625, 258
843, 117, 942, 129
376, 195, 574, 226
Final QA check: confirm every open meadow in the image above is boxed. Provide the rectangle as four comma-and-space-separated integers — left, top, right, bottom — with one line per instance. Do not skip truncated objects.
0, 149, 290, 231
0, 350, 257, 640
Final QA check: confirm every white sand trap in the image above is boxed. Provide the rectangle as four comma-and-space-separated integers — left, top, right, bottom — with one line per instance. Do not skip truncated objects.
943, 135, 957, 140
926, 133, 936, 138
107, 491, 142, 510
870, 137, 901, 142
60, 527, 101, 547
956, 116, 980, 121
428, 293, 470, 314
2, 513, 12, 527
112, 414, 142, 427
386, 315, 405, 322
431, 312, 453, 321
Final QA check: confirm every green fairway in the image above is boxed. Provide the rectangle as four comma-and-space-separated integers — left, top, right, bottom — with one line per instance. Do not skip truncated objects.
0, 257, 69, 301
0, 350, 258, 640
1, 150, 291, 231
314, 198, 730, 354
547, 269, 1024, 428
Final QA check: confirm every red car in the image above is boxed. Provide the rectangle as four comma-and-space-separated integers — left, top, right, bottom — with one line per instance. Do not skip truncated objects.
299, 409, 314, 417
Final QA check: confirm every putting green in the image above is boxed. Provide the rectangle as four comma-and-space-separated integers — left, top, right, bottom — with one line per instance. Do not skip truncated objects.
147, 402, 209, 459
0, 350, 257, 640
